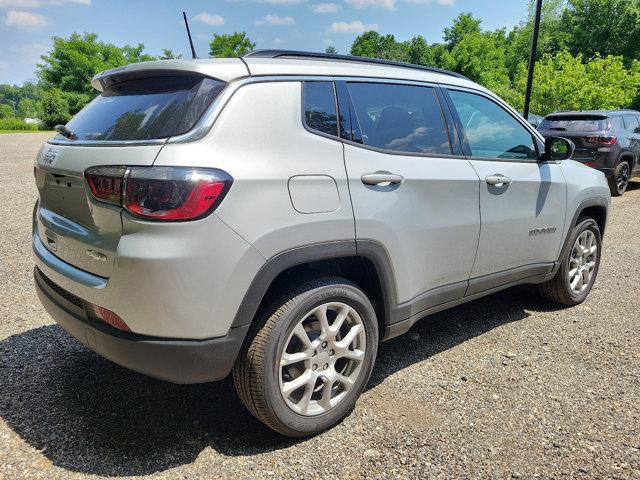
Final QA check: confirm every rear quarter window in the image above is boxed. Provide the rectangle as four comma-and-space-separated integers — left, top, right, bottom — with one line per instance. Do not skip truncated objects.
303, 81, 338, 137
64, 76, 225, 141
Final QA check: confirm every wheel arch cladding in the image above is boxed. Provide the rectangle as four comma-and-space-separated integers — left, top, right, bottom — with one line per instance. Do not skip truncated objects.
230, 240, 399, 337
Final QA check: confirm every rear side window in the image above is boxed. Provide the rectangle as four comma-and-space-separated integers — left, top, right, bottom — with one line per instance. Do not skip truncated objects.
303, 81, 338, 137
539, 116, 610, 132
447, 89, 537, 160
64, 76, 225, 141
345, 82, 452, 155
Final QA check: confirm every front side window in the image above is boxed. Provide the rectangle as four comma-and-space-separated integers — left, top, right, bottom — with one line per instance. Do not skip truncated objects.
303, 81, 338, 137
345, 82, 452, 155
448, 90, 537, 160
65, 76, 225, 141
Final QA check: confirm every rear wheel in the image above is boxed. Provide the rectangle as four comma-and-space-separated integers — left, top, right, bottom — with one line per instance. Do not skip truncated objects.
538, 217, 601, 306
233, 277, 378, 437
609, 160, 631, 196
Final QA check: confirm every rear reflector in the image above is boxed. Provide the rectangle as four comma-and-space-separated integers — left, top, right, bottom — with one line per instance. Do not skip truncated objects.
87, 303, 131, 331
85, 166, 232, 221
586, 135, 617, 146
584, 161, 598, 168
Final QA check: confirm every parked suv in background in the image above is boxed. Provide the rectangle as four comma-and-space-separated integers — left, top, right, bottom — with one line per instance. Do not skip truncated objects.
539, 110, 640, 196
33, 51, 610, 437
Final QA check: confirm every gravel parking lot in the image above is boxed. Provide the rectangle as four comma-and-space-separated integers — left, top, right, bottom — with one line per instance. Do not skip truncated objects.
0, 132, 638, 479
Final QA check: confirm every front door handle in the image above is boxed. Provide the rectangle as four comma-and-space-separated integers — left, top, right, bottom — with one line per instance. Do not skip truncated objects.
485, 174, 512, 187
361, 172, 404, 186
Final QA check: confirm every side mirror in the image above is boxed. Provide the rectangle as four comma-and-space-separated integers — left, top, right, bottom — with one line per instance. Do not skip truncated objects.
543, 136, 575, 161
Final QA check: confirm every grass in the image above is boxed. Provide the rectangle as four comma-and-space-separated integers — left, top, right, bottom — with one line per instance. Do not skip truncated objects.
0, 130, 53, 134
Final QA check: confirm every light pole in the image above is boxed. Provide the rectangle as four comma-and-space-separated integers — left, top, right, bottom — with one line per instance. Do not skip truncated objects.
523, 0, 543, 120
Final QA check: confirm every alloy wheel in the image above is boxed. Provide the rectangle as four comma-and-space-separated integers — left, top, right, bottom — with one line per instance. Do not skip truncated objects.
568, 229, 597, 294
278, 302, 366, 416
617, 162, 630, 193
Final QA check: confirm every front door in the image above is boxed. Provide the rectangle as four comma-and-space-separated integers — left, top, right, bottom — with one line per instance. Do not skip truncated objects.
444, 88, 567, 288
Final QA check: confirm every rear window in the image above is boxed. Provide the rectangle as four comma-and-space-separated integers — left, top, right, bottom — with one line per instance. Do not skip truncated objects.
539, 116, 610, 132
64, 76, 225, 141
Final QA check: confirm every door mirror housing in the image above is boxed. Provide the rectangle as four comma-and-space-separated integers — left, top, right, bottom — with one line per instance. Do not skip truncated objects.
543, 137, 575, 161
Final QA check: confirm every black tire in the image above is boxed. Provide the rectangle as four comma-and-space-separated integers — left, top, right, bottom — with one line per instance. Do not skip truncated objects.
609, 160, 631, 196
233, 276, 378, 437
538, 217, 601, 306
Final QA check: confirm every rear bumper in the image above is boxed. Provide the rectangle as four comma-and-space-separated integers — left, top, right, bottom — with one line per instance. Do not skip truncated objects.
34, 267, 249, 384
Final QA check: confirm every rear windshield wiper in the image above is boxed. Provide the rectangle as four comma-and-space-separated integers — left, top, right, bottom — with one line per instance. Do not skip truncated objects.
549, 127, 567, 131
54, 124, 77, 140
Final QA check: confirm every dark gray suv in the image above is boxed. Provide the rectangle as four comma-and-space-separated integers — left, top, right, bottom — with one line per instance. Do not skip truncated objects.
539, 110, 640, 196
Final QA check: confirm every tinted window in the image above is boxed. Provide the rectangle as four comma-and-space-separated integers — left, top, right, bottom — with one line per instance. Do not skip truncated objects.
345, 82, 451, 155
448, 90, 536, 160
623, 115, 639, 132
65, 76, 225, 141
303, 81, 338, 136
539, 116, 609, 132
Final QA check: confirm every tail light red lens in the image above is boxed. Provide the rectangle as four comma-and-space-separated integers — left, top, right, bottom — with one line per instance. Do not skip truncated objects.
86, 166, 126, 205
87, 303, 131, 331
586, 135, 617, 146
583, 161, 598, 168
85, 166, 232, 221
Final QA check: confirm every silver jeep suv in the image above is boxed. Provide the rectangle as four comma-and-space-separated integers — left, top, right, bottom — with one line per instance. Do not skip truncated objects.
33, 51, 611, 437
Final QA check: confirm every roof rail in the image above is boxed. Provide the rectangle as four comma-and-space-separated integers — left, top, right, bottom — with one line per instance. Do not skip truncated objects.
243, 49, 469, 80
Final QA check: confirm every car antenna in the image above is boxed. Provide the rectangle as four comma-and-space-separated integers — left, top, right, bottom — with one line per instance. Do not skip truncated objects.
182, 11, 198, 59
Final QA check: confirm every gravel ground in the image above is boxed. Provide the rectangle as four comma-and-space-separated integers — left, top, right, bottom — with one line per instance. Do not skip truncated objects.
0, 132, 639, 479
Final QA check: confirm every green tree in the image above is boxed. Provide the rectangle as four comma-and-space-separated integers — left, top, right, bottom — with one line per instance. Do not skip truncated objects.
209, 32, 255, 58
513, 52, 640, 115
17, 98, 39, 119
40, 88, 70, 129
0, 104, 14, 119
505, 0, 570, 76
325, 46, 338, 54
563, 0, 640, 61
443, 12, 482, 49
350, 31, 408, 61
159, 49, 183, 60
37, 32, 157, 98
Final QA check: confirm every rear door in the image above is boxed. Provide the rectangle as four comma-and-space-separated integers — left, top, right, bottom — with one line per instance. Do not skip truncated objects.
34, 74, 226, 277
339, 80, 480, 315
443, 88, 566, 287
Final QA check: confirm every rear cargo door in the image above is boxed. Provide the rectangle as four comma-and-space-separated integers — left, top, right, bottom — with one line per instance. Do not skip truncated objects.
34, 144, 162, 277
34, 74, 228, 277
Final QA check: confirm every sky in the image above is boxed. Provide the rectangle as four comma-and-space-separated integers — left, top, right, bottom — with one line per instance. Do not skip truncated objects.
0, 0, 530, 86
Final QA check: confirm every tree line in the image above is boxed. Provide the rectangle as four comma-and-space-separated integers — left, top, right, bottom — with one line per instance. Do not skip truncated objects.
0, 0, 638, 130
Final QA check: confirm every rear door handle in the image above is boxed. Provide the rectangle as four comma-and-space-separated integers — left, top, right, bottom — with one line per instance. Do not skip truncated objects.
485, 174, 512, 187
361, 172, 404, 186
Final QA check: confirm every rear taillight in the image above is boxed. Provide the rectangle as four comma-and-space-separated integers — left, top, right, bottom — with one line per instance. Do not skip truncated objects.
87, 302, 130, 331
86, 166, 126, 205
85, 166, 232, 221
586, 135, 617, 146
584, 161, 598, 168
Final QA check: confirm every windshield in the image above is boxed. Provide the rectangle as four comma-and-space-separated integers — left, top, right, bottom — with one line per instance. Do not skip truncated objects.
539, 116, 610, 132
64, 76, 225, 141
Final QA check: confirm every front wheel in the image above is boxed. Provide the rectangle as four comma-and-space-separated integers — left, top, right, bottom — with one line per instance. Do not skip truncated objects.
233, 277, 378, 437
609, 160, 631, 196
538, 217, 601, 306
